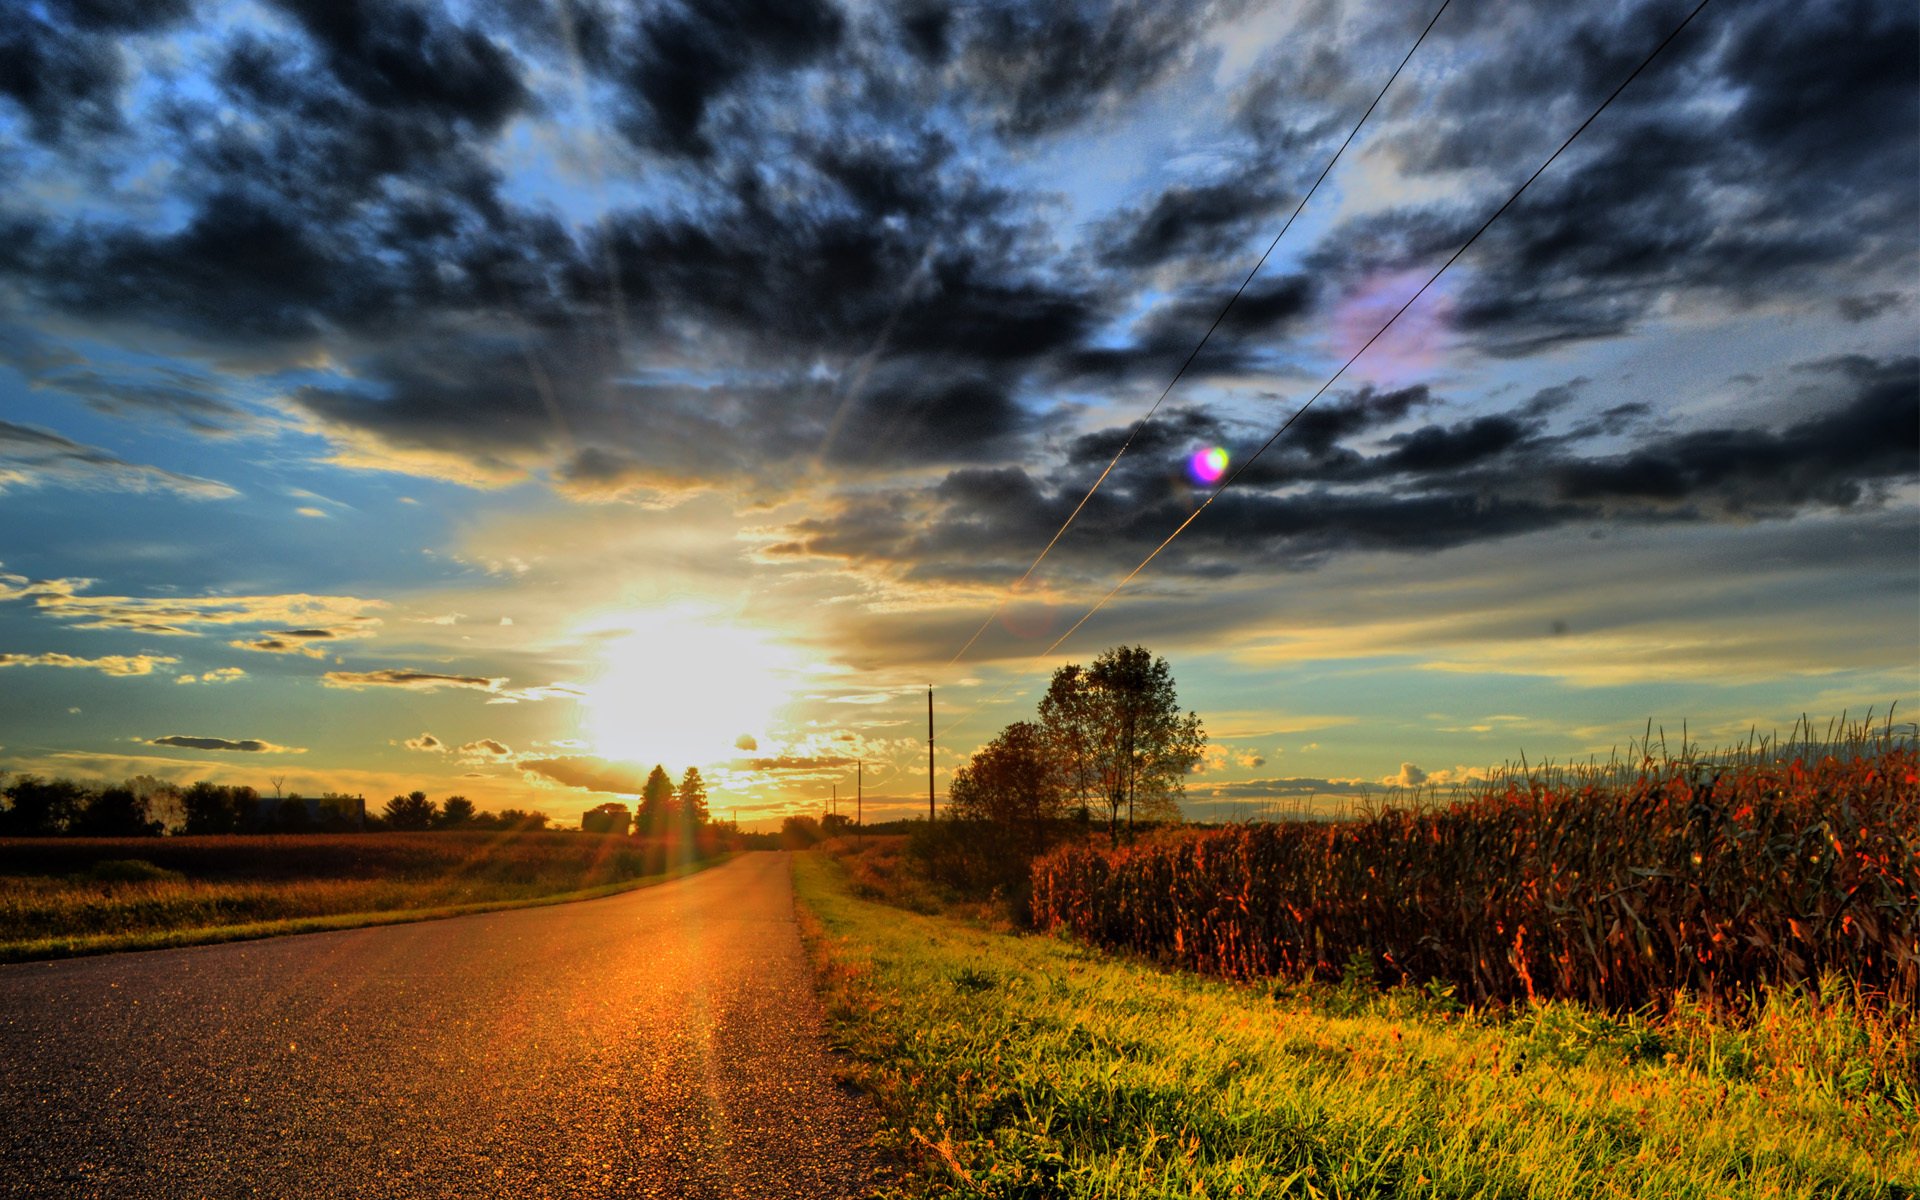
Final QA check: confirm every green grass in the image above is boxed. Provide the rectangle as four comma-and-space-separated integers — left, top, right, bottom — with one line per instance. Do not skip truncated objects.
794, 852, 1918, 1199
0, 833, 732, 961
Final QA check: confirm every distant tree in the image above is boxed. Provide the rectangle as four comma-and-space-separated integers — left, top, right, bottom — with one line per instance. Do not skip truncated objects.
383, 790, 437, 830
125, 775, 184, 833
72, 785, 163, 837
581, 802, 630, 835
316, 793, 366, 832
779, 814, 822, 848
274, 793, 311, 834
181, 781, 254, 835
948, 722, 1067, 833
1, 775, 89, 836
636, 765, 675, 834
497, 808, 549, 831
676, 767, 709, 827
1041, 645, 1206, 841
439, 795, 476, 827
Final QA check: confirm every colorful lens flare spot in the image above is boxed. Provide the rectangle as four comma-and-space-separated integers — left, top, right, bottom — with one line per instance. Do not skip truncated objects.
1187, 445, 1229, 485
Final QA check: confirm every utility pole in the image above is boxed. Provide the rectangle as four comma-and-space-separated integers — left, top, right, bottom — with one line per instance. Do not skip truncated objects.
831, 783, 837, 823
856, 759, 863, 839
927, 685, 935, 822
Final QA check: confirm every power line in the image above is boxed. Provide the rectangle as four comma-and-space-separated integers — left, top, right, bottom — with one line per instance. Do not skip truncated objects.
946, 0, 1457, 667
1033, 0, 1716, 664
937, 0, 1715, 743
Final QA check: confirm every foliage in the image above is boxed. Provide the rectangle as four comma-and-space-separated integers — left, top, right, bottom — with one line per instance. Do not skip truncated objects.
438, 795, 476, 827
69, 786, 163, 838
581, 801, 631, 835
677, 766, 709, 825
381, 790, 437, 830
0, 776, 90, 836
1032, 738, 1920, 1014
1039, 645, 1205, 840
794, 852, 1917, 1199
781, 814, 824, 848
181, 781, 258, 835
637, 765, 676, 833
942, 720, 1075, 897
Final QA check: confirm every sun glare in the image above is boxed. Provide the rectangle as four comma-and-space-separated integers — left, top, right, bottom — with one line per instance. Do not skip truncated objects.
578, 608, 796, 766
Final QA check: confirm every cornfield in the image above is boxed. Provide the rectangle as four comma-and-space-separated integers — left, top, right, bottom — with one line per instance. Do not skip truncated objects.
1031, 724, 1920, 1012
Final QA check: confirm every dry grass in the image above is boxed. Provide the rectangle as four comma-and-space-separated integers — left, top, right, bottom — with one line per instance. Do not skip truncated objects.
0, 830, 729, 960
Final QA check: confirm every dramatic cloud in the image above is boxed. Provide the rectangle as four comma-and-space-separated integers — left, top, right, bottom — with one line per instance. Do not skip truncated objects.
147, 734, 303, 753
734, 734, 759, 751
404, 732, 443, 752
460, 738, 511, 756
0, 651, 176, 676
519, 756, 650, 795
770, 355, 1919, 588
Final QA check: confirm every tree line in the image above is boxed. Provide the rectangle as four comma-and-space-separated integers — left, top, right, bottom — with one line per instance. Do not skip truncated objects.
0, 773, 549, 836
579, 765, 711, 837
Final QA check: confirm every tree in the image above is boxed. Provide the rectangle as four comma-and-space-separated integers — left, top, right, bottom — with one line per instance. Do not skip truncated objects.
439, 795, 476, 827
636, 765, 675, 835
181, 781, 255, 834
125, 775, 184, 833
582, 801, 630, 835
676, 767, 709, 826
1040, 645, 1206, 841
496, 807, 548, 831
947, 721, 1067, 833
1038, 664, 1100, 823
274, 793, 311, 834
75, 784, 164, 837
383, 790, 437, 830
1, 775, 88, 835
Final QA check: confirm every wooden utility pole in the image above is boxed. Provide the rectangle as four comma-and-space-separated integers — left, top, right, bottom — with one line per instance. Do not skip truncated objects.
856, 759, 863, 837
927, 685, 935, 822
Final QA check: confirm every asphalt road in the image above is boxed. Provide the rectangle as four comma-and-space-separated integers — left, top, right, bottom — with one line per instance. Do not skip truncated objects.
0, 852, 887, 1198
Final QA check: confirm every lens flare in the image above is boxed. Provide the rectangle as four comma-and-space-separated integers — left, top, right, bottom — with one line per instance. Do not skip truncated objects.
1187, 445, 1229, 485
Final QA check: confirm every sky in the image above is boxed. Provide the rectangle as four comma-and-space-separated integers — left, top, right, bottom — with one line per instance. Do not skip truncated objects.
0, 0, 1915, 828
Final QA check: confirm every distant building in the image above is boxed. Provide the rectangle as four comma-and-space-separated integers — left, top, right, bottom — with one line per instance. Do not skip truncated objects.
581, 802, 631, 836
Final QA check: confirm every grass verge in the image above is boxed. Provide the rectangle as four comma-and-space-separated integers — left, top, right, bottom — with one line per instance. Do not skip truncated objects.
794, 851, 1917, 1199
1, 852, 731, 963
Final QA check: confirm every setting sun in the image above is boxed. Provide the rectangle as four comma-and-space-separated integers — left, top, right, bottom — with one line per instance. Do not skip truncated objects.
578, 609, 798, 767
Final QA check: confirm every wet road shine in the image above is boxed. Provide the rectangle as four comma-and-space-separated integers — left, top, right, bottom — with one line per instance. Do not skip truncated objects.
0, 852, 884, 1198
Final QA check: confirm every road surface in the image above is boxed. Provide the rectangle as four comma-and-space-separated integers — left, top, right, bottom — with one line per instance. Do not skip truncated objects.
0, 852, 887, 1198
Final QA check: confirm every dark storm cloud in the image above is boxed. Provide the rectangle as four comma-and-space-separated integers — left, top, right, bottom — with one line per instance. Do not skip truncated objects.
774, 356, 1920, 581
1097, 179, 1289, 270
264, 0, 527, 129
0, 0, 1911, 506
1307, 0, 1920, 355
606, 0, 844, 157
948, 0, 1248, 138
0, 0, 193, 144
1550, 356, 1919, 514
